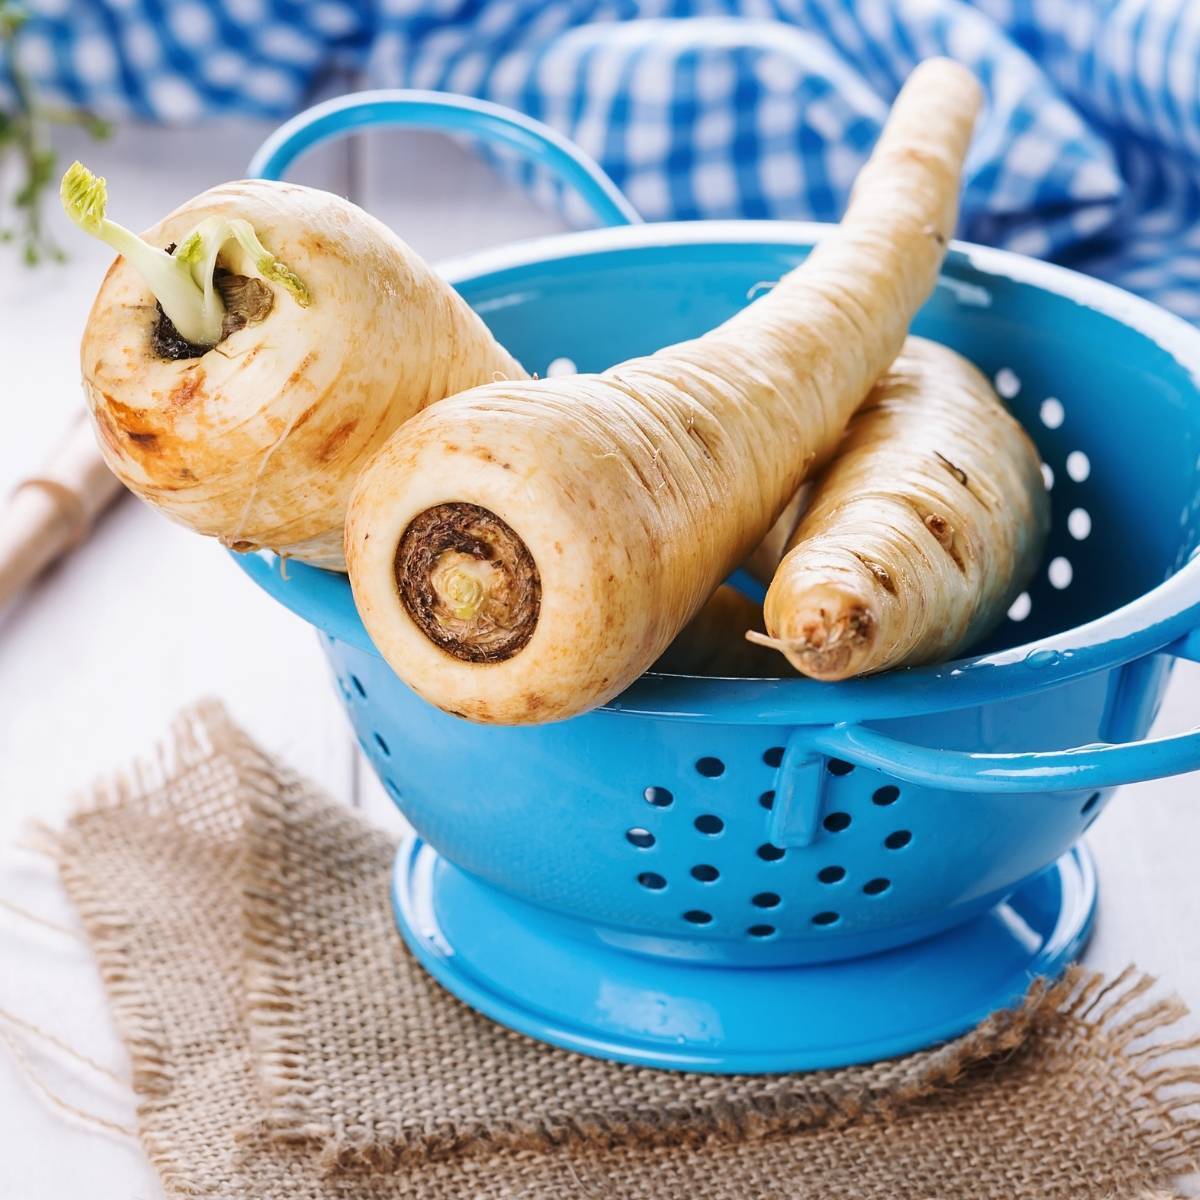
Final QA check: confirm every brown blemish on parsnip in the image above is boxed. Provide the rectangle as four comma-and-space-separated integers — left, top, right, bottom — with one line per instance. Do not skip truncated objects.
168, 370, 205, 408
395, 503, 541, 664
854, 553, 896, 594
923, 512, 967, 572
285, 351, 318, 389
102, 395, 161, 447
317, 419, 357, 462
93, 407, 122, 457
292, 401, 320, 430
934, 451, 967, 486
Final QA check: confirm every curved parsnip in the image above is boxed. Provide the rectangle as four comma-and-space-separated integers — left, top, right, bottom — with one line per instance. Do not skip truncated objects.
70, 171, 522, 569
753, 338, 1049, 680
742, 486, 809, 585
654, 585, 788, 678
346, 59, 981, 724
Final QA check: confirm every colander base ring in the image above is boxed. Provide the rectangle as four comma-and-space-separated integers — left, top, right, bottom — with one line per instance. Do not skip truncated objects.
391, 839, 1096, 1073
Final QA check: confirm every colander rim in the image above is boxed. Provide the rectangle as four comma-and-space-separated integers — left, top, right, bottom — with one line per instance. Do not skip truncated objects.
233, 220, 1200, 724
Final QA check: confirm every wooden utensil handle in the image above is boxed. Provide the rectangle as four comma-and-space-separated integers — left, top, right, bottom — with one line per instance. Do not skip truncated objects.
0, 414, 124, 611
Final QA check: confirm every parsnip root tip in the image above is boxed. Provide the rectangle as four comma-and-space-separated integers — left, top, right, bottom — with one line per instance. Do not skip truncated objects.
394, 503, 541, 664
749, 598, 878, 681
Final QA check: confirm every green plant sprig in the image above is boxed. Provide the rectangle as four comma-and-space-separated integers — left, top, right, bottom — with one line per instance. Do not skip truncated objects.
1, 2, 111, 265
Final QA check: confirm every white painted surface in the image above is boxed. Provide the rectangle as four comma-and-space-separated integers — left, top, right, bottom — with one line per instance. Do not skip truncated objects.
0, 115, 1197, 1198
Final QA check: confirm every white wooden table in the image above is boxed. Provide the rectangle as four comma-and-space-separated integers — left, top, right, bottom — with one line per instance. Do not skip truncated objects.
1, 117, 1198, 1198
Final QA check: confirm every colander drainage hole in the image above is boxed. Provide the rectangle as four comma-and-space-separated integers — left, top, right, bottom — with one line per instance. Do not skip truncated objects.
752, 892, 780, 908
644, 786, 674, 808
759, 790, 775, 810
384, 779, 401, 801
1008, 591, 1032, 622
694, 814, 725, 835
1039, 397, 1065, 429
683, 910, 713, 925
812, 911, 840, 927
763, 746, 784, 768
1081, 792, 1101, 817
817, 866, 846, 884
994, 367, 1020, 399
757, 843, 785, 862
872, 786, 899, 806
626, 828, 656, 848
373, 733, 391, 757
823, 811, 852, 833
696, 756, 726, 777
1048, 556, 1073, 589
826, 758, 854, 776
885, 830, 912, 850
747, 924, 776, 938
638, 872, 667, 890
351, 675, 367, 698
863, 878, 891, 895
691, 864, 720, 882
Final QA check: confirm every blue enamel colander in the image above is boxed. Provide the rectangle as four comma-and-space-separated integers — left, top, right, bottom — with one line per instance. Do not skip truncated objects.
235, 91, 1200, 1073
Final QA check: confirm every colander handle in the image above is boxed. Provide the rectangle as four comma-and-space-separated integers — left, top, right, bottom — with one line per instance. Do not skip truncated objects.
248, 89, 640, 228
799, 634, 1200, 794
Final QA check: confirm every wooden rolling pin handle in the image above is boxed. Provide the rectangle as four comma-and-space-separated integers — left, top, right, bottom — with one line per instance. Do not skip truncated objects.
0, 414, 125, 611
11, 478, 89, 548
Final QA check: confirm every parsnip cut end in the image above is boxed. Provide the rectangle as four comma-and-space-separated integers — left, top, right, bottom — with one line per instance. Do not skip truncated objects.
394, 503, 540, 664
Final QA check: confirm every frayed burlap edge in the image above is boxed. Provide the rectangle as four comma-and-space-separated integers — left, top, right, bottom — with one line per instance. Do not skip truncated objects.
46, 701, 1200, 1184
45, 700, 236, 1197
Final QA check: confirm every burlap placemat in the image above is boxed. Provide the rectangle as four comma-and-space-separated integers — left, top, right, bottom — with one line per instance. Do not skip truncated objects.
46, 701, 1200, 1198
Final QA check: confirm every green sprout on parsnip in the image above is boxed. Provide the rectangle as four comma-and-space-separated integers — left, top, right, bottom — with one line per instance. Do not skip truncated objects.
60, 161, 222, 345
60, 160, 309, 350
230, 220, 310, 305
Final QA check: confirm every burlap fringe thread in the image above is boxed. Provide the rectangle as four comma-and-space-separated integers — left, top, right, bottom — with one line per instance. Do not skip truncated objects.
35, 703, 231, 1195
35, 701, 1200, 1187
249, 956, 1200, 1175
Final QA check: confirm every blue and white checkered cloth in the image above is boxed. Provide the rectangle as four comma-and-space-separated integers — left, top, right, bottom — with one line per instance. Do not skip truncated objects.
6, 0, 1200, 320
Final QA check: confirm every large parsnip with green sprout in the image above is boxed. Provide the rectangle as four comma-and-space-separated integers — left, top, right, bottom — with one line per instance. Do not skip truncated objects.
752, 338, 1049, 679
346, 59, 982, 724
64, 166, 523, 569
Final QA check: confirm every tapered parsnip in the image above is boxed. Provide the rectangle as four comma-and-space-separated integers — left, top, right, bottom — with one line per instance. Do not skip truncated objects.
654, 584, 790, 677
67, 169, 522, 569
654, 478, 809, 678
346, 59, 981, 724
743, 486, 809, 585
752, 338, 1049, 679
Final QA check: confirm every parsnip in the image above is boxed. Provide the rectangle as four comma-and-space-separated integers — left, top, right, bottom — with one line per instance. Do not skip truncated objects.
654, 584, 788, 678
65, 167, 522, 569
743, 486, 809, 585
346, 59, 981, 724
753, 337, 1049, 680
